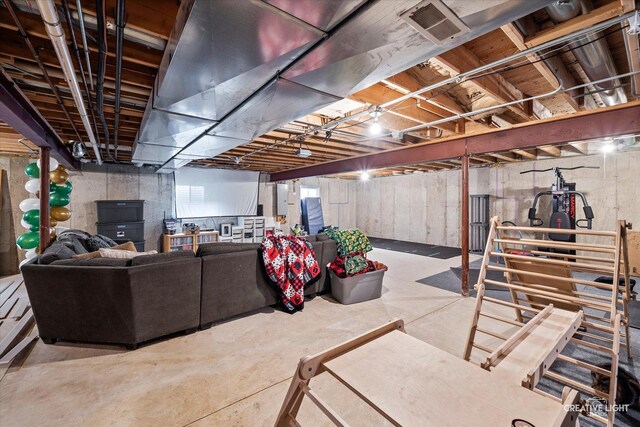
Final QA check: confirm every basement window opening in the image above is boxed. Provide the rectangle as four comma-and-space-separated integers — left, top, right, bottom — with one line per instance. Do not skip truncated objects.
300, 186, 320, 200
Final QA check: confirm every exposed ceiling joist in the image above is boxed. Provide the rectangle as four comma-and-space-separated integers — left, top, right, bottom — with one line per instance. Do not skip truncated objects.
500, 23, 580, 112
348, 84, 458, 134
269, 101, 640, 181
512, 149, 537, 160
524, 1, 627, 48
537, 145, 562, 157
430, 45, 532, 121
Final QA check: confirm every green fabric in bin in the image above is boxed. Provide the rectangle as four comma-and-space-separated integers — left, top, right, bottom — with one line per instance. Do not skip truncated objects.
323, 229, 372, 256
344, 254, 369, 275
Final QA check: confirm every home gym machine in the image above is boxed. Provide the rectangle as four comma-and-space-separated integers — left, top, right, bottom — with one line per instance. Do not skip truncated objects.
520, 166, 637, 310
521, 166, 597, 253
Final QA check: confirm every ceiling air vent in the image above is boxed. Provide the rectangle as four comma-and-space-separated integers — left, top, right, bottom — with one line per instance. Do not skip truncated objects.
400, 0, 470, 45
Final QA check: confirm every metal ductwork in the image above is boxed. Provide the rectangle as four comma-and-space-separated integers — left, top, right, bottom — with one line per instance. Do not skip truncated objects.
132, 0, 552, 172
546, 0, 628, 106
36, 0, 103, 165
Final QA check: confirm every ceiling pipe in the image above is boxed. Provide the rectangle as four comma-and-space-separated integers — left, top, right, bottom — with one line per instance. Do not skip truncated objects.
95, 0, 115, 161
4, 0, 84, 145
9, 0, 166, 51
61, 0, 102, 150
113, 0, 125, 159
239, 9, 635, 161
374, 70, 640, 137
36, 0, 103, 164
546, 0, 627, 106
75, 0, 94, 91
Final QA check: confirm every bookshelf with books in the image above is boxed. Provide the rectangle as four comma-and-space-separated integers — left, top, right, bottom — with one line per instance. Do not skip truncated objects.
162, 231, 219, 253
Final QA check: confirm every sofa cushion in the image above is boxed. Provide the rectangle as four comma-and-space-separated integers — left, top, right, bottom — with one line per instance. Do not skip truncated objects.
197, 242, 261, 257
130, 251, 194, 266
38, 243, 77, 265
317, 234, 331, 241
51, 257, 132, 267
98, 248, 156, 259
304, 235, 317, 242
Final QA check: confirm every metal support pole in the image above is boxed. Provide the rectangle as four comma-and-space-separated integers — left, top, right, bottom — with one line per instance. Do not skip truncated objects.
39, 148, 51, 253
461, 154, 470, 296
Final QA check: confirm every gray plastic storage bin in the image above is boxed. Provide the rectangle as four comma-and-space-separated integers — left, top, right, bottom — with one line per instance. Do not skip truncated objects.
328, 267, 385, 305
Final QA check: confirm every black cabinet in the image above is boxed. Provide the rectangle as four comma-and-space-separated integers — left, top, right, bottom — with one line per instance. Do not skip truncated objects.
96, 200, 145, 251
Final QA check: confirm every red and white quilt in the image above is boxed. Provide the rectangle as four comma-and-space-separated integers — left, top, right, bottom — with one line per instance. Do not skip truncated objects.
261, 235, 321, 313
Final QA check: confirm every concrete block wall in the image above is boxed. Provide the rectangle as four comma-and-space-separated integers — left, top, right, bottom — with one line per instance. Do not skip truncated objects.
355, 168, 486, 248
354, 149, 640, 248
70, 163, 174, 251
486, 150, 640, 242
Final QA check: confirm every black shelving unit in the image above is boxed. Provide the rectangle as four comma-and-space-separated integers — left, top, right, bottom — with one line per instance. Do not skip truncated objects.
96, 200, 145, 251
470, 194, 490, 253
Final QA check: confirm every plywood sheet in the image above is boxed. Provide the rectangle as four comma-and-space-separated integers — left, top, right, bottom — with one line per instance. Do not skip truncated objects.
323, 330, 564, 427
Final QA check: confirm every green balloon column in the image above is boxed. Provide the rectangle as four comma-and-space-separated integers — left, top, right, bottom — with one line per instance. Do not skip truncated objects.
17, 159, 73, 267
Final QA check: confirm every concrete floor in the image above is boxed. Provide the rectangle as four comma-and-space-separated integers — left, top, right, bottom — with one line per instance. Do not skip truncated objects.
0, 248, 574, 426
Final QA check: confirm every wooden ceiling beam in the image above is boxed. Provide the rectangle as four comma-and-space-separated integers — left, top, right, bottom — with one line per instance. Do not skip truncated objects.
269, 101, 640, 181
511, 148, 537, 160
471, 155, 497, 164
268, 127, 401, 152
275, 124, 402, 150
26, 93, 145, 117
538, 145, 562, 157
0, 27, 158, 77
4, 59, 152, 93
349, 83, 458, 134
567, 141, 589, 155
500, 23, 580, 112
76, 0, 179, 40
430, 45, 531, 121
0, 12, 162, 69
524, 1, 627, 48
385, 70, 464, 115
253, 136, 375, 157
488, 152, 518, 162
5, 70, 150, 102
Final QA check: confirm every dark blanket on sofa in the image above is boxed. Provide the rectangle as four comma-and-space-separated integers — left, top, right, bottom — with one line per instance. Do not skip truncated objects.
261, 235, 321, 313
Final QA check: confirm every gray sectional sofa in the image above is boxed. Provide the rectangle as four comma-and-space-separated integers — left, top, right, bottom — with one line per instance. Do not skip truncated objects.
198, 235, 337, 328
21, 235, 338, 348
21, 251, 201, 349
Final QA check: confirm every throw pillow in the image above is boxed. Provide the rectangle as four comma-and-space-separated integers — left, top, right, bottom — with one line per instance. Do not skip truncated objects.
74, 250, 101, 260
38, 243, 77, 265
112, 241, 137, 252
73, 241, 137, 259
99, 248, 157, 259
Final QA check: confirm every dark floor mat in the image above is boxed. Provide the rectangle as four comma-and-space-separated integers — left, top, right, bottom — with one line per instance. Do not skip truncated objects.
417, 259, 508, 293
629, 300, 640, 330
369, 237, 461, 259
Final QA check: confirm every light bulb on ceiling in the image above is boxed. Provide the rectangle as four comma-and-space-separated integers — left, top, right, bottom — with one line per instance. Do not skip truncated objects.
601, 137, 616, 153
360, 171, 370, 181
369, 119, 382, 135
601, 143, 616, 153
